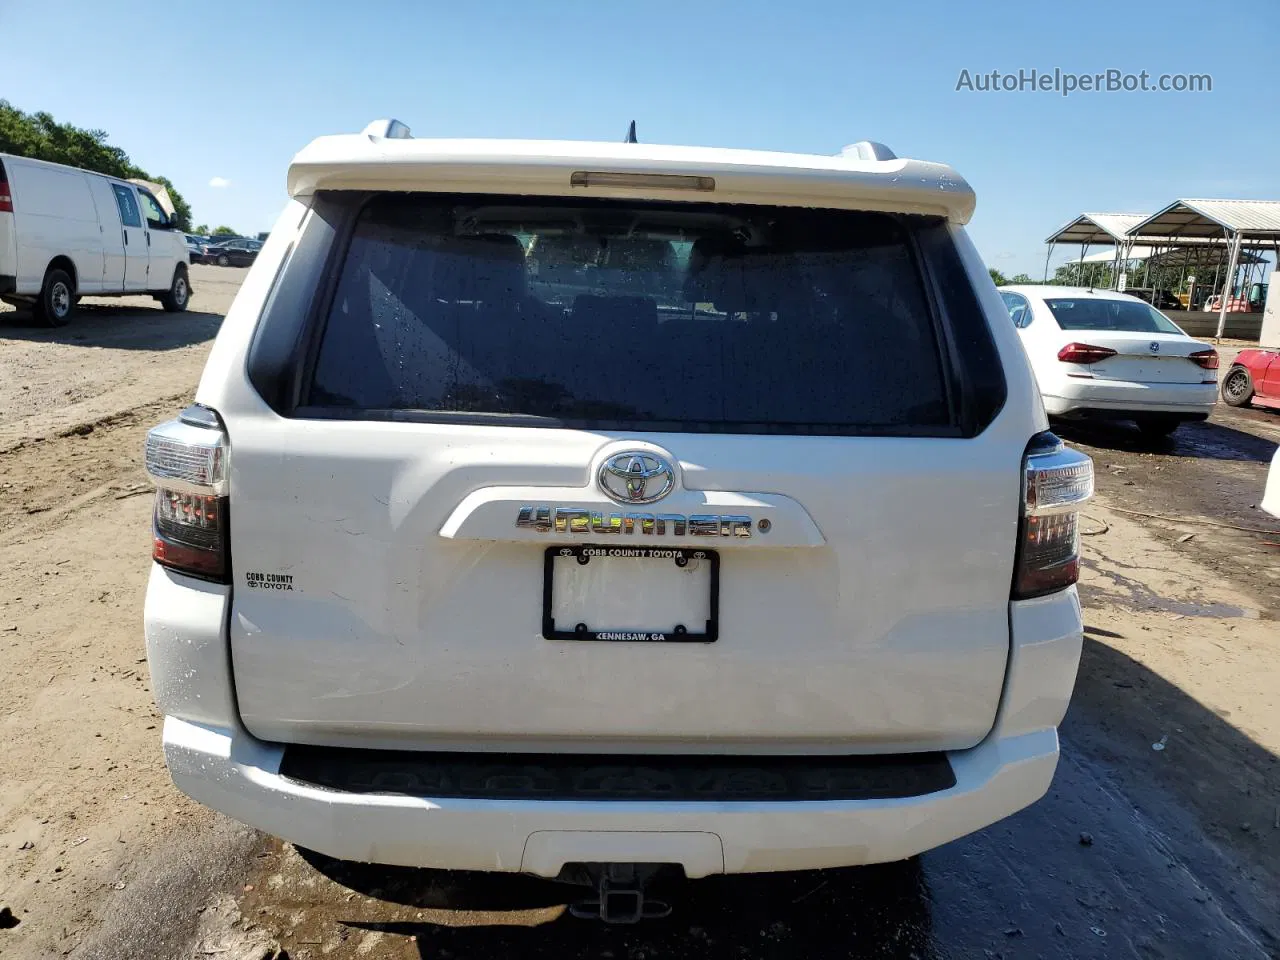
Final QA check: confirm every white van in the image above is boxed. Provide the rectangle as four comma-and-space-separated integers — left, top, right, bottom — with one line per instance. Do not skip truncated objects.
0, 154, 190, 326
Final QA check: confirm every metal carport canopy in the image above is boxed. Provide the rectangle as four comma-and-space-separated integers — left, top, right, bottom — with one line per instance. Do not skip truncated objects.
1127, 199, 1280, 241
1128, 199, 1280, 336
1041, 212, 1197, 285
1044, 212, 1149, 246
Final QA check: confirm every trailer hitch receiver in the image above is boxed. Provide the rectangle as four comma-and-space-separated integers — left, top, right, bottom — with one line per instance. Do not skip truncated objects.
568, 864, 672, 924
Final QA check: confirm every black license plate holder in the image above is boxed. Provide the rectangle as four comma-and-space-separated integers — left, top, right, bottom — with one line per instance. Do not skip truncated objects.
542, 545, 719, 643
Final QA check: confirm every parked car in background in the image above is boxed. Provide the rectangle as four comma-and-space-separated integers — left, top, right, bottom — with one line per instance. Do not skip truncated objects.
1221, 348, 1280, 411
207, 237, 262, 267
0, 153, 190, 325
1122, 287, 1183, 310
184, 234, 211, 264
999, 285, 1218, 437
142, 119, 1094, 919
1204, 283, 1269, 314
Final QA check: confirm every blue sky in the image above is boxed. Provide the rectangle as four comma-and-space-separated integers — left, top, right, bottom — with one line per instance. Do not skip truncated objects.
3, 0, 1273, 276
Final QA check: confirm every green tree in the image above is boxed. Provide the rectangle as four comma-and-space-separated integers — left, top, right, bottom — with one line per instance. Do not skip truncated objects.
0, 100, 192, 230
1009, 273, 1033, 284
988, 267, 1008, 286
193, 224, 209, 235
1052, 258, 1204, 300
1053, 262, 1116, 288
211, 225, 238, 236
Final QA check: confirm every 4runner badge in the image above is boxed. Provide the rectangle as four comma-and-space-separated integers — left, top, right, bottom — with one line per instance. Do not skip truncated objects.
516, 506, 754, 538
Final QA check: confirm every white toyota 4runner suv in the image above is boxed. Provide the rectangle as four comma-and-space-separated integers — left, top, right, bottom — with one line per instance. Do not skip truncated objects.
143, 119, 1092, 920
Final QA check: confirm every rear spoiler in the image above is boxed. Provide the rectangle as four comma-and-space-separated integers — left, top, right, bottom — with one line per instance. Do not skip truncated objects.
287, 123, 976, 223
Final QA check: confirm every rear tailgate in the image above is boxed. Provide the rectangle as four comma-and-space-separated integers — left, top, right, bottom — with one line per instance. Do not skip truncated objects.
1083, 333, 1214, 384
215, 189, 1029, 755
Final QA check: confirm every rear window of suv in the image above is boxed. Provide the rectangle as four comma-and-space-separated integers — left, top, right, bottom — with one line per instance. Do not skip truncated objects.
302, 194, 964, 434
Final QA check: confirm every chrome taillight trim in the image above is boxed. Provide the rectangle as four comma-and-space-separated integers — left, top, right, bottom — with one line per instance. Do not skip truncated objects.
144, 406, 230, 496
1023, 442, 1094, 517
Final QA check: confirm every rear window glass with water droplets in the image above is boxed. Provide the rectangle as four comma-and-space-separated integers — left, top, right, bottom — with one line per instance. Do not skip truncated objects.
306, 194, 952, 432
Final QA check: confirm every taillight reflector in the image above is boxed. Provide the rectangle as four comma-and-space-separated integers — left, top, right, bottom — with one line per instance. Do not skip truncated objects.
1014, 433, 1093, 600
0, 179, 12, 213
1057, 343, 1116, 364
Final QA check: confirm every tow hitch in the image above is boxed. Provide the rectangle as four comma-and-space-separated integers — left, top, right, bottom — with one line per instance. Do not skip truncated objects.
568, 864, 672, 923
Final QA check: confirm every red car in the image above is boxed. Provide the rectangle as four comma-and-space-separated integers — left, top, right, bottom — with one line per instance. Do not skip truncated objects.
1222, 349, 1280, 410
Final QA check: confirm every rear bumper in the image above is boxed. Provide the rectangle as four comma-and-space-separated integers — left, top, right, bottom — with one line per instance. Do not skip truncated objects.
150, 555, 1083, 875
163, 716, 1059, 876
1042, 378, 1217, 418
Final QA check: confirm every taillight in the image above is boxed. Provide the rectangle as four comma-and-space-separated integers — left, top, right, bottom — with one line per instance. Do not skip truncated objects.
1057, 343, 1116, 364
1013, 432, 1093, 600
1189, 349, 1219, 370
144, 405, 230, 583
0, 177, 12, 213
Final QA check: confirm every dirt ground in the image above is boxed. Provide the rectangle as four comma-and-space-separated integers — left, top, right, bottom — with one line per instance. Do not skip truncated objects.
1, 267, 252, 958
1, 271, 1279, 958
0, 266, 243, 451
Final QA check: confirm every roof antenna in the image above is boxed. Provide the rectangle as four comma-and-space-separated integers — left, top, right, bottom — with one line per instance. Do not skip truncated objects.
624, 120, 638, 144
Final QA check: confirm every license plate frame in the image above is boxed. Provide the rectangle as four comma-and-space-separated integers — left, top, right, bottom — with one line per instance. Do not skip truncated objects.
541, 544, 720, 643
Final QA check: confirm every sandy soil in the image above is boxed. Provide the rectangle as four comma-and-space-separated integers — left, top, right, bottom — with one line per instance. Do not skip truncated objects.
0, 265, 242, 451
1073, 501, 1280, 884
0, 267, 245, 957
1, 270, 1278, 957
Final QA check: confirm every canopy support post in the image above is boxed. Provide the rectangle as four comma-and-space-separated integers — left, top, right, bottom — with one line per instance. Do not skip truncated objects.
1217, 231, 1243, 339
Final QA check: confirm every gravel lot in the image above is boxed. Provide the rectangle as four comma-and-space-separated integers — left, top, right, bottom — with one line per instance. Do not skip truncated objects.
1, 267, 1278, 958
0, 265, 245, 451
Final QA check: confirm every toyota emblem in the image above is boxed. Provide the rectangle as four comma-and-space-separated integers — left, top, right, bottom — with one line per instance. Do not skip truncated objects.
598, 452, 676, 504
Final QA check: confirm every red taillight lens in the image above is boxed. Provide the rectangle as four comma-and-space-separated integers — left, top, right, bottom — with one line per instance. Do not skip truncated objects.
1057, 343, 1117, 364
1015, 513, 1081, 598
1189, 349, 1219, 370
0, 179, 12, 213
144, 406, 230, 583
1014, 433, 1093, 600
153, 489, 228, 580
